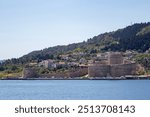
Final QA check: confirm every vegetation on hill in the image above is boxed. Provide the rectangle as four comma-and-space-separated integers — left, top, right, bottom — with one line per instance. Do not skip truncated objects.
134, 54, 150, 74
0, 22, 150, 78
19, 22, 150, 63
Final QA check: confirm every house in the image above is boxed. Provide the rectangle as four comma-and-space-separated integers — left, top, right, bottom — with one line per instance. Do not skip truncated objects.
96, 53, 108, 60
38, 59, 56, 69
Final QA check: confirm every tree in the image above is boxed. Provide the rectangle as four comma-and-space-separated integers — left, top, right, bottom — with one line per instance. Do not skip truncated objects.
0, 66, 4, 71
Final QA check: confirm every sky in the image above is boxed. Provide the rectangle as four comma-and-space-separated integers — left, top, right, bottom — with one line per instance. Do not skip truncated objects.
0, 0, 150, 60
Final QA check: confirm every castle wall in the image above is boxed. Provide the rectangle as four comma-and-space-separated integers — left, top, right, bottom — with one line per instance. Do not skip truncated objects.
39, 68, 88, 78
88, 52, 141, 77
88, 63, 140, 77
68, 68, 88, 77
88, 64, 110, 77
108, 52, 123, 65
22, 68, 38, 78
110, 63, 137, 77
40, 72, 67, 78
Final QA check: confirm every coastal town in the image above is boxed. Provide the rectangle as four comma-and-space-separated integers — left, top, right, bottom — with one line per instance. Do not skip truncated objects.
0, 48, 150, 80
21, 50, 150, 80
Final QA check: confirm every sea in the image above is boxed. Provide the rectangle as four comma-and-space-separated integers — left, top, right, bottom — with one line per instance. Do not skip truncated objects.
0, 80, 150, 100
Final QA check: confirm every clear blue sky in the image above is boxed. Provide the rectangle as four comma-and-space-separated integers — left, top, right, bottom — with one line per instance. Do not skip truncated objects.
0, 0, 150, 60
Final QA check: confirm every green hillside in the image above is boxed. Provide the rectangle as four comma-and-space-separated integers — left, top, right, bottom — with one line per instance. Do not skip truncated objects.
1, 22, 150, 65
18, 22, 150, 63
0, 22, 150, 78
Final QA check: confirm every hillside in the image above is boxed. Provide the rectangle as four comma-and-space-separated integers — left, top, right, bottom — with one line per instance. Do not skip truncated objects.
17, 22, 150, 63
1, 22, 150, 65
0, 22, 150, 78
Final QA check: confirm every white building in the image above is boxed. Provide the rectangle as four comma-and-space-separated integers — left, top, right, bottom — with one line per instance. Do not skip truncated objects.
38, 59, 56, 68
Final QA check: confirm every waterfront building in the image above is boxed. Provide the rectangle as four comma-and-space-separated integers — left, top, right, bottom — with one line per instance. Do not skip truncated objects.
88, 52, 143, 77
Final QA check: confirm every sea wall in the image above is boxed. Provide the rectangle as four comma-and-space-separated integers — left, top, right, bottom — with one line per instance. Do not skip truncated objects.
88, 63, 142, 77
88, 64, 110, 77
110, 63, 137, 77
68, 68, 88, 77
24, 68, 88, 78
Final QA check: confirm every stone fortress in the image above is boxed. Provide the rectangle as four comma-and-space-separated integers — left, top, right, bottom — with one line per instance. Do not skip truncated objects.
22, 52, 144, 79
88, 52, 143, 77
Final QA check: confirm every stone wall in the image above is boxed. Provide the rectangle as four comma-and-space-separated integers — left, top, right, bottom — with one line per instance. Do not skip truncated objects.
22, 68, 38, 78
40, 72, 67, 78
110, 63, 137, 77
68, 68, 88, 77
88, 52, 145, 77
88, 63, 142, 77
108, 52, 123, 65
88, 64, 110, 77
39, 68, 88, 78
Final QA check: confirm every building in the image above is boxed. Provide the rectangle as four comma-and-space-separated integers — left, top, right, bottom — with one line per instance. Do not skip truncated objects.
88, 52, 143, 77
38, 59, 56, 69
97, 53, 108, 60
108, 52, 123, 65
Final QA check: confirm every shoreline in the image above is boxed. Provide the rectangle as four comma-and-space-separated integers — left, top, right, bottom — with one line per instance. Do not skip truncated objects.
1, 76, 150, 80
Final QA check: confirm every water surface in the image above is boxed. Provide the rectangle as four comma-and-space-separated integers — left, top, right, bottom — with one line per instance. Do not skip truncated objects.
0, 80, 150, 100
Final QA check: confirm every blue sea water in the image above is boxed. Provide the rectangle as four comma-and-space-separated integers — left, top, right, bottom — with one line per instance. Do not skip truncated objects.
0, 80, 150, 100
